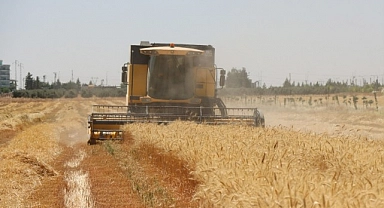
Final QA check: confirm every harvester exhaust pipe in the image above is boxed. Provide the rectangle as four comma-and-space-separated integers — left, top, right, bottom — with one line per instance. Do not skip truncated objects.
254, 109, 265, 127
219, 69, 226, 88
121, 62, 130, 106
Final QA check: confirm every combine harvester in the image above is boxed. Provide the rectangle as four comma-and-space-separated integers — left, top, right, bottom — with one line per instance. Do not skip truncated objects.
88, 41, 265, 144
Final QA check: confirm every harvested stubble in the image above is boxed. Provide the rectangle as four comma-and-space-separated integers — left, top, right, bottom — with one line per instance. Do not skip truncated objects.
64, 170, 94, 208
63, 148, 94, 207
123, 121, 384, 207
0, 123, 62, 207
0, 100, 60, 131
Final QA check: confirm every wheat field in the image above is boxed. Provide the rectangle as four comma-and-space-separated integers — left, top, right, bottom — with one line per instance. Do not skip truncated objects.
123, 121, 384, 207
0, 95, 383, 207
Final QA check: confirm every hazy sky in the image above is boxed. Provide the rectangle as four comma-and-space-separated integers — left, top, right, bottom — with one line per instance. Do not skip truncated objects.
1, 0, 383, 87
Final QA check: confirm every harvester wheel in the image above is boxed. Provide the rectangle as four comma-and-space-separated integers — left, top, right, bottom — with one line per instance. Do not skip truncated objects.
254, 110, 265, 128
88, 138, 96, 145
215, 98, 228, 117
201, 98, 215, 116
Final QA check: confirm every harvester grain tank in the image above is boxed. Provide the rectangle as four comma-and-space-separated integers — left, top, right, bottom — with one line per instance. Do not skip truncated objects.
87, 42, 265, 144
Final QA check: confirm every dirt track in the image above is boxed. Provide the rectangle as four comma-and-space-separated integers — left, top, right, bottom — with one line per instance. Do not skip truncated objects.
1, 97, 383, 207
1, 98, 197, 207
20, 99, 145, 207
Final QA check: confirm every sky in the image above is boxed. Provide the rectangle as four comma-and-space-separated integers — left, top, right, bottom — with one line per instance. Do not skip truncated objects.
1, 0, 383, 88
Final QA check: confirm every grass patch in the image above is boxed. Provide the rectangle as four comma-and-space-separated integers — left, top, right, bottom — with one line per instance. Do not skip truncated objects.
103, 141, 115, 155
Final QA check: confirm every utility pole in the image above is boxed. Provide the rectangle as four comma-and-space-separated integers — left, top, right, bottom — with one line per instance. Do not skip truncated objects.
289, 73, 291, 84
14, 60, 18, 89
106, 72, 108, 86
380, 71, 384, 85
71, 70, 74, 82
19, 63, 23, 89
53, 72, 57, 84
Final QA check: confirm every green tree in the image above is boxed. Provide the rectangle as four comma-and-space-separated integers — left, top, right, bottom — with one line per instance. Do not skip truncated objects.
226, 67, 252, 88
53, 79, 62, 89
283, 78, 291, 87
34, 76, 41, 89
76, 78, 81, 90
25, 72, 33, 90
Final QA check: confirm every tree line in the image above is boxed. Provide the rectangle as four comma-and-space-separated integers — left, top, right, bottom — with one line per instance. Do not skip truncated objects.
11, 72, 125, 98
3, 69, 383, 98
223, 68, 382, 96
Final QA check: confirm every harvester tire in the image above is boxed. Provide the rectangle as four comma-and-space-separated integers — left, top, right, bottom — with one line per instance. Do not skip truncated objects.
254, 110, 265, 128
215, 98, 228, 117
88, 138, 96, 145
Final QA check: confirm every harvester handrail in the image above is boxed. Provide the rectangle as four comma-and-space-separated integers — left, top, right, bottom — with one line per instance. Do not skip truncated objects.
91, 105, 259, 111
89, 104, 263, 127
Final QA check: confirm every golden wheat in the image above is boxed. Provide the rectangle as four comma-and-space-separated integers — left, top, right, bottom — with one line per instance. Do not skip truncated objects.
123, 121, 384, 207
64, 170, 94, 208
0, 99, 94, 207
0, 100, 60, 131
0, 96, 381, 207
0, 123, 62, 207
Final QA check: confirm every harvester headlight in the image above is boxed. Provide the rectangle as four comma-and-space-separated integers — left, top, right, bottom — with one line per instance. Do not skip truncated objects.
187, 51, 203, 56
190, 98, 201, 104
141, 50, 159, 55
140, 97, 152, 103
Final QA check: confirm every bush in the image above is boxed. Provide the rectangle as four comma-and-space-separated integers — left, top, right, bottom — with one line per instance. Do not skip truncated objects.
65, 90, 78, 98
12, 89, 66, 98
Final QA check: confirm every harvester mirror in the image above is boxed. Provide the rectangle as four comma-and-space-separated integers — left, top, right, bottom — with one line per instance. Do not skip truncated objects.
121, 64, 128, 83
219, 69, 226, 87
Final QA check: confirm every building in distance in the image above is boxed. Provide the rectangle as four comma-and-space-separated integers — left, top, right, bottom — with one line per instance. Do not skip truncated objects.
0, 60, 16, 91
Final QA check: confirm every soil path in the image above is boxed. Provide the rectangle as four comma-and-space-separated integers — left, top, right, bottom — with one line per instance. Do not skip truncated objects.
24, 99, 144, 207
23, 98, 198, 207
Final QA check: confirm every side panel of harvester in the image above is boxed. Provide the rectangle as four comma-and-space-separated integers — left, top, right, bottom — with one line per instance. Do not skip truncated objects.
195, 66, 215, 98
127, 45, 149, 104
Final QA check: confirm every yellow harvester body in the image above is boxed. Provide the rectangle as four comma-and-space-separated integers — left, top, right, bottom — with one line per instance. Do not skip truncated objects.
87, 42, 264, 144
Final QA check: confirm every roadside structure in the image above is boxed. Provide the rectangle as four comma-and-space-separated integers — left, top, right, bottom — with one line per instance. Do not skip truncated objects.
0, 60, 16, 91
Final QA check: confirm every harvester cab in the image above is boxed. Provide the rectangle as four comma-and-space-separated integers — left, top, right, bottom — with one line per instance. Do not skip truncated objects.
87, 41, 265, 144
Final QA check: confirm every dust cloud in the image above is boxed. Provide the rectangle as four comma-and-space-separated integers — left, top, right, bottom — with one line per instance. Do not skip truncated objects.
221, 96, 384, 139
55, 100, 92, 146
